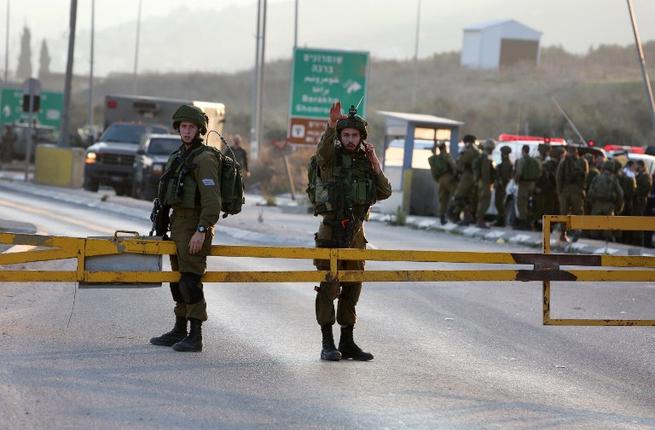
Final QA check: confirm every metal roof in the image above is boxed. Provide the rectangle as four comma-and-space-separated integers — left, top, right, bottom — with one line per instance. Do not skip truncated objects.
463, 19, 542, 35
377, 111, 464, 127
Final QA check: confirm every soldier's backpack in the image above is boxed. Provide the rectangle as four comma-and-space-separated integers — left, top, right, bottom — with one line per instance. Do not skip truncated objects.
589, 173, 617, 203
521, 157, 541, 181
202, 146, 245, 218
306, 155, 330, 215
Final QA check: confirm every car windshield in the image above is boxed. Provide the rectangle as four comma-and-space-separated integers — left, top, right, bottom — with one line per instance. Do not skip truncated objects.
100, 124, 168, 144
148, 138, 181, 155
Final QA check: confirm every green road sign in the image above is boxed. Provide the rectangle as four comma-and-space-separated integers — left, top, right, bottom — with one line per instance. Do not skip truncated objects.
288, 48, 369, 144
0, 87, 63, 129
289, 47, 369, 119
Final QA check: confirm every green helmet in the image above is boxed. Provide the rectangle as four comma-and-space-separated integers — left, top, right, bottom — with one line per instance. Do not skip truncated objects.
500, 145, 511, 154
483, 139, 495, 150
172, 104, 208, 135
336, 105, 367, 140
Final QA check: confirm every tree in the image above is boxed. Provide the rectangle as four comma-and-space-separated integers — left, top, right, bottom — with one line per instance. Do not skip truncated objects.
16, 26, 32, 80
38, 40, 51, 79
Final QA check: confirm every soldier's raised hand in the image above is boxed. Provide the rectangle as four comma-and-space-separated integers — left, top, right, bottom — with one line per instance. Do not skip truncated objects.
328, 101, 347, 128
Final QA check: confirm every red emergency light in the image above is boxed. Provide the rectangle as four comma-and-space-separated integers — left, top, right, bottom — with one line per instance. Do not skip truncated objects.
603, 144, 645, 154
106, 99, 118, 109
497, 134, 566, 144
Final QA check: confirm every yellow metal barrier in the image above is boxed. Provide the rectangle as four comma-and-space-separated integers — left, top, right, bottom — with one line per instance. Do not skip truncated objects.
542, 215, 655, 326
1, 216, 655, 326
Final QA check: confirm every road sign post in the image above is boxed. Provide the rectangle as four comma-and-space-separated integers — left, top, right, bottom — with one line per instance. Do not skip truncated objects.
22, 78, 41, 182
287, 47, 369, 145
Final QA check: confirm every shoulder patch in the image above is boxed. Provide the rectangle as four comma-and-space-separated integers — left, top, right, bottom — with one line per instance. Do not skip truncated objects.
201, 178, 216, 186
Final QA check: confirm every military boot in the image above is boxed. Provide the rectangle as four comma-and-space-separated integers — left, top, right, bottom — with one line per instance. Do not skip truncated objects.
338, 325, 374, 361
150, 316, 187, 346
172, 318, 203, 352
440, 214, 447, 225
320, 325, 342, 361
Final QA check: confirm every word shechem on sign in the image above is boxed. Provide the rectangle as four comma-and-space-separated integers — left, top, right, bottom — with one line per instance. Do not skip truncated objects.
287, 47, 369, 145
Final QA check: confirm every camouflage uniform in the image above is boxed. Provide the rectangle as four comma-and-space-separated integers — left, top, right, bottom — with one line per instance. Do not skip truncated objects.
588, 164, 624, 240
452, 143, 481, 223
427, 148, 457, 220
556, 152, 588, 216
514, 153, 541, 226
474, 142, 496, 225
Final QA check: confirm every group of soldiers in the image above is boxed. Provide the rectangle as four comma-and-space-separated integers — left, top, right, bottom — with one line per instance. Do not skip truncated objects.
429, 135, 653, 245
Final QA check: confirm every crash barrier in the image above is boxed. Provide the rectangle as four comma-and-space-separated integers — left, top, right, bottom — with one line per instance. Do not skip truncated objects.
542, 215, 655, 326
1, 218, 654, 326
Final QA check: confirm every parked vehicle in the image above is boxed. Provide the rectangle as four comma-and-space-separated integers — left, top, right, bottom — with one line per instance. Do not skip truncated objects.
132, 133, 181, 200
83, 122, 168, 195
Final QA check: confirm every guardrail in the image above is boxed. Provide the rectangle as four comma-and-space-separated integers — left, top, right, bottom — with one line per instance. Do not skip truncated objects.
0, 216, 654, 326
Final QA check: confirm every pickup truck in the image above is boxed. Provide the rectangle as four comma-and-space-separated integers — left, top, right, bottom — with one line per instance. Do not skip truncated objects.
83, 122, 168, 195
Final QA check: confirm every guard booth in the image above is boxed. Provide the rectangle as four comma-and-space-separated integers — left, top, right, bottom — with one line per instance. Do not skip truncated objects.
375, 111, 463, 216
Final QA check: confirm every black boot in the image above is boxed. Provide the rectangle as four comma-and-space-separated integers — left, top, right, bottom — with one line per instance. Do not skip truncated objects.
320, 325, 342, 361
338, 326, 374, 361
172, 318, 203, 352
150, 316, 187, 346
440, 214, 447, 225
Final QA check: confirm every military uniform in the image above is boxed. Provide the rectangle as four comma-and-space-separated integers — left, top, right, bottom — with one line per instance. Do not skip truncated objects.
514, 153, 541, 227
588, 164, 623, 240
427, 148, 457, 221
556, 153, 588, 216
150, 104, 220, 353
534, 150, 559, 227
452, 143, 480, 223
633, 169, 652, 246
313, 126, 392, 328
474, 143, 496, 226
494, 149, 513, 226
584, 164, 599, 215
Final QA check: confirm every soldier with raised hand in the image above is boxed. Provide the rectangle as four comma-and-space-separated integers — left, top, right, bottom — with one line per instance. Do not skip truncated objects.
494, 145, 513, 227
428, 141, 457, 225
513, 144, 541, 230
451, 134, 480, 225
149, 105, 221, 353
473, 139, 496, 228
556, 145, 588, 241
312, 101, 392, 362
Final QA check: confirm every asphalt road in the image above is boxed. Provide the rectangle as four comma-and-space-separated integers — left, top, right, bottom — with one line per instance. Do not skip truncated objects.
0, 183, 654, 429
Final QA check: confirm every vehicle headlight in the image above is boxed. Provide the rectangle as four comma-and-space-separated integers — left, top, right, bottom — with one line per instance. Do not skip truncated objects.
85, 152, 97, 164
152, 164, 163, 175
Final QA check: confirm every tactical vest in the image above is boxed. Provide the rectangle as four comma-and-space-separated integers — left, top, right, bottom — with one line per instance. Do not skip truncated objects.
562, 157, 585, 185
160, 143, 244, 217
589, 173, 619, 203
306, 146, 377, 219
520, 157, 540, 181
428, 154, 452, 181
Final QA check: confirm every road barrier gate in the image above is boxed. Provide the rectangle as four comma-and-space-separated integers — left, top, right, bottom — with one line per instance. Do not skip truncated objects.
1, 216, 654, 326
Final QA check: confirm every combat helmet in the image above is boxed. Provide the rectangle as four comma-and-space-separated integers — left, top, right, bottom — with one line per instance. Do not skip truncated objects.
336, 105, 367, 140
172, 104, 209, 135
483, 139, 495, 151
602, 160, 615, 172
500, 145, 511, 154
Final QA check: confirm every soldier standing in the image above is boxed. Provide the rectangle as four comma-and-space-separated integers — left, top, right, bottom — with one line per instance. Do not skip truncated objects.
230, 134, 249, 179
533, 143, 552, 229
513, 144, 541, 230
428, 141, 457, 225
451, 134, 480, 225
633, 160, 652, 246
556, 145, 588, 241
616, 160, 637, 244
474, 140, 496, 228
150, 105, 221, 353
583, 153, 599, 215
494, 146, 513, 227
312, 101, 392, 361
588, 161, 624, 240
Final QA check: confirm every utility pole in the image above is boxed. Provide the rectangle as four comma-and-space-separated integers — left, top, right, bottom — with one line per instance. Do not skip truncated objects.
132, 0, 143, 95
58, 0, 77, 147
293, 0, 298, 48
627, 0, 655, 130
411, 0, 421, 109
250, 0, 266, 161
250, 0, 261, 160
88, 0, 95, 128
4, 0, 9, 84
255, 0, 267, 161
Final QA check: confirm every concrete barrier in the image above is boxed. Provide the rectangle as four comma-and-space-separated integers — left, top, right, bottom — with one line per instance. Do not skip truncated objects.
34, 144, 85, 188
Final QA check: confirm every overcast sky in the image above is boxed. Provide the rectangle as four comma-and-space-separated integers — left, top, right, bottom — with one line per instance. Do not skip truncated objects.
2, 0, 655, 76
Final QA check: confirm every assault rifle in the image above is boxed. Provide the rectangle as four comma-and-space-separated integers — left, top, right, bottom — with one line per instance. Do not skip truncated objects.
149, 198, 171, 238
